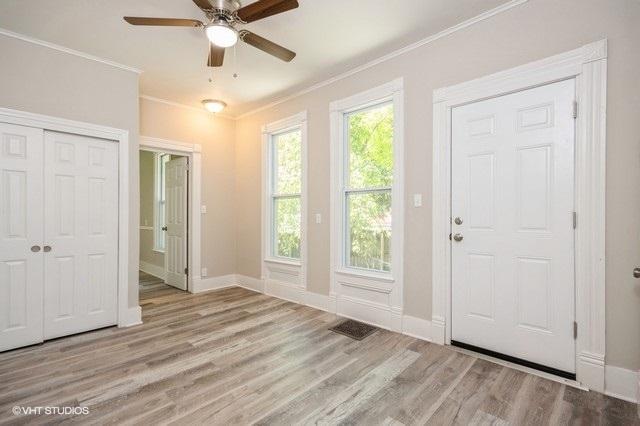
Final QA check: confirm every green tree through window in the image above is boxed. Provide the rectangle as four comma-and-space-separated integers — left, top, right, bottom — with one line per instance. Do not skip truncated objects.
271, 129, 302, 259
345, 102, 394, 272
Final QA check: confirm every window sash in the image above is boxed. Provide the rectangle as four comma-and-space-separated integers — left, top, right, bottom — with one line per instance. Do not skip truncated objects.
271, 194, 301, 260
341, 101, 395, 273
268, 129, 302, 261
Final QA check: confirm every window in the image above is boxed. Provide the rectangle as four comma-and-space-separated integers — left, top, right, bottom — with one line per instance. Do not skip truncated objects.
154, 152, 170, 252
344, 103, 394, 272
269, 129, 302, 260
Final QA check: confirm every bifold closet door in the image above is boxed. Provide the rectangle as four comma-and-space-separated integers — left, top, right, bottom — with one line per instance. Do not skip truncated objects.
0, 124, 45, 351
43, 131, 118, 340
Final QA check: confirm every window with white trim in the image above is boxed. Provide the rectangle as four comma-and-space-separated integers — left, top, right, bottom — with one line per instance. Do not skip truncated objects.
343, 102, 394, 272
154, 152, 170, 252
269, 129, 302, 260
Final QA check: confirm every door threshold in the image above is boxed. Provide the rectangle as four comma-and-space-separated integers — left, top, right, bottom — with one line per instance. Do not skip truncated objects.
450, 341, 586, 390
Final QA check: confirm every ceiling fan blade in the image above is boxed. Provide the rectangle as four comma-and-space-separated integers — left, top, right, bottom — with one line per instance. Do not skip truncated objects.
240, 31, 296, 62
208, 44, 225, 67
192, 0, 213, 11
123, 17, 203, 27
236, 0, 298, 23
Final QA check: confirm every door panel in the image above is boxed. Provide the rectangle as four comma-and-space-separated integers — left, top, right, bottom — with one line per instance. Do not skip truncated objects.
165, 157, 188, 290
451, 79, 576, 374
43, 132, 118, 339
0, 124, 44, 351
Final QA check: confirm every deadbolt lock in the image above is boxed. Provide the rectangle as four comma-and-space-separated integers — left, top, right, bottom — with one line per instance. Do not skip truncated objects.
453, 233, 464, 242
454, 217, 463, 225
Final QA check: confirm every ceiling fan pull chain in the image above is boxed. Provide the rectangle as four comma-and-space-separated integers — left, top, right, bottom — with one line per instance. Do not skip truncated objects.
233, 45, 239, 79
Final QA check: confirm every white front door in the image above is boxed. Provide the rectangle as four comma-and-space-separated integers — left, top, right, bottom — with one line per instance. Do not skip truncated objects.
43, 132, 119, 339
451, 79, 576, 374
164, 157, 188, 290
0, 124, 45, 351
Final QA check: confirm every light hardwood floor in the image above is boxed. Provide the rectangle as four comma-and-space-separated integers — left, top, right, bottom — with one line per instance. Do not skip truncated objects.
0, 273, 637, 425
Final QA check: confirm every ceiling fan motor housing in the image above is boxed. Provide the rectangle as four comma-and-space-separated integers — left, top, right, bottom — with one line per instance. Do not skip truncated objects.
209, 0, 242, 13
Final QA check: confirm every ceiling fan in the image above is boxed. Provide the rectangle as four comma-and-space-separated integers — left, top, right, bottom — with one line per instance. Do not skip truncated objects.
123, 0, 298, 67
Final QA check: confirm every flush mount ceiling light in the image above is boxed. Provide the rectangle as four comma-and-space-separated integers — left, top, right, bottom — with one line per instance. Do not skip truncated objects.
202, 99, 227, 113
205, 20, 238, 48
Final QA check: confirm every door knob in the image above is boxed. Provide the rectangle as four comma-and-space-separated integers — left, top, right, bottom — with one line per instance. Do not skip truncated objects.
453, 233, 464, 242
30, 245, 41, 252
43, 246, 52, 253
454, 217, 463, 225
634, 268, 640, 278
162, 226, 168, 231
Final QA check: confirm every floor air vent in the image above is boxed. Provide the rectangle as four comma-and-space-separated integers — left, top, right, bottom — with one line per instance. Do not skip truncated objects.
329, 319, 378, 341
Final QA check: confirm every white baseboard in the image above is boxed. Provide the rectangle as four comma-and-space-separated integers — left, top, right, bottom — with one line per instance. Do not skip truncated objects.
235, 274, 265, 293
139, 261, 166, 280
305, 291, 337, 313
264, 278, 306, 304
118, 306, 142, 327
336, 295, 402, 332
605, 365, 639, 404
402, 315, 433, 341
191, 274, 236, 293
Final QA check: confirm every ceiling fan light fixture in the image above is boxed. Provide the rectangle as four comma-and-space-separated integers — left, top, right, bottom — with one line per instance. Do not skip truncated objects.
205, 21, 238, 47
202, 99, 227, 113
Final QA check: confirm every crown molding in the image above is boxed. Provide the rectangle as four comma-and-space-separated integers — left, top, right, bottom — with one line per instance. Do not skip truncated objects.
0, 27, 142, 74
139, 95, 236, 121
234, 0, 530, 120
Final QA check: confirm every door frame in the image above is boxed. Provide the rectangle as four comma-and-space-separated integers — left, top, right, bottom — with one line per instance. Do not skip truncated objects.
0, 106, 140, 329
431, 39, 608, 391
139, 136, 202, 293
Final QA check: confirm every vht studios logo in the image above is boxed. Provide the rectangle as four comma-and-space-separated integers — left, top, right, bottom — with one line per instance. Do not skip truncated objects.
12, 406, 89, 416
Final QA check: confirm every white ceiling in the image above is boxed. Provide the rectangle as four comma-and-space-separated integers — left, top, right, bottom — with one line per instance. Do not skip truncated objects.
0, 0, 507, 116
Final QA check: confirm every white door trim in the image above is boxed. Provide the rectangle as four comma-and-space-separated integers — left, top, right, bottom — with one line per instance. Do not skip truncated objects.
260, 111, 308, 295
0, 106, 138, 328
431, 39, 607, 391
139, 136, 202, 293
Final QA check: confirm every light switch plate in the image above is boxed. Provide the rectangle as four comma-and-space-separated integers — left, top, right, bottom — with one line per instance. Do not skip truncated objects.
201, 205, 207, 214
315, 213, 322, 224
413, 194, 423, 207
201, 267, 207, 277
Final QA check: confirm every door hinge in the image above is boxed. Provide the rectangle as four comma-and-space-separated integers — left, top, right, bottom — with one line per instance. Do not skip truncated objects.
573, 321, 578, 339
572, 101, 578, 119
573, 211, 577, 229
184, 267, 188, 275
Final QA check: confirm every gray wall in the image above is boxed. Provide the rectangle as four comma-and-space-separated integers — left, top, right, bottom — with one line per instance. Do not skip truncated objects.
0, 33, 140, 309
234, 0, 640, 371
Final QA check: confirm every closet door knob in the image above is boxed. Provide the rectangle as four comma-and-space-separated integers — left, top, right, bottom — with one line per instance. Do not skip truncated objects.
43, 246, 52, 253
30, 245, 41, 252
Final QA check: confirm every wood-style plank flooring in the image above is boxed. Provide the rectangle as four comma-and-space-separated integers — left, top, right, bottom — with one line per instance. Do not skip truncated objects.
0, 273, 637, 425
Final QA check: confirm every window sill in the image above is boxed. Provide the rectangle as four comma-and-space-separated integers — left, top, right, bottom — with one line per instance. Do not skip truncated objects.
335, 267, 395, 284
264, 257, 302, 267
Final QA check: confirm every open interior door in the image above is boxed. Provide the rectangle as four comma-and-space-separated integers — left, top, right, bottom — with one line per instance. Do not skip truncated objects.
164, 157, 188, 290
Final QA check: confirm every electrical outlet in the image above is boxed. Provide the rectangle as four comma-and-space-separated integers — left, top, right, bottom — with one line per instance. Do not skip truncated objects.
201, 267, 207, 277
